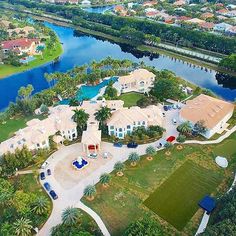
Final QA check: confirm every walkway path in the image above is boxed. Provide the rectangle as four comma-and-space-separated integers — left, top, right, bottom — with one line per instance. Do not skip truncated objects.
16, 170, 34, 175
38, 125, 236, 236
185, 126, 236, 145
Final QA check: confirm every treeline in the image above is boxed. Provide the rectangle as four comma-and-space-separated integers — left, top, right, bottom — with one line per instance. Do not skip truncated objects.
219, 54, 236, 72
5, 0, 236, 54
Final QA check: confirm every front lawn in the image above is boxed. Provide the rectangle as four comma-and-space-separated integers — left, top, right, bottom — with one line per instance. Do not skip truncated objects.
0, 38, 63, 79
118, 92, 144, 107
82, 133, 236, 235
0, 114, 46, 142
143, 161, 222, 231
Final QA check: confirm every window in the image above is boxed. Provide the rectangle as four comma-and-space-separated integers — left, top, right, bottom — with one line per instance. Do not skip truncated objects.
119, 128, 122, 132
142, 121, 145, 125
37, 143, 40, 147
127, 130, 131, 135
138, 121, 141, 125
110, 126, 114, 130
127, 125, 131, 129
119, 133, 123, 138
110, 131, 114, 135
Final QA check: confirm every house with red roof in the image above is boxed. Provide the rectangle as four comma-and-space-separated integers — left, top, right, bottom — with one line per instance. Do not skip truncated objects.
143, 1, 158, 7
1, 38, 41, 56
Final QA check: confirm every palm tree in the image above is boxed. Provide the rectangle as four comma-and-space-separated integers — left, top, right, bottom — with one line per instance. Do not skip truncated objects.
13, 218, 33, 236
95, 106, 111, 131
100, 173, 111, 187
177, 121, 192, 135
72, 109, 89, 134
128, 152, 140, 166
114, 161, 125, 176
61, 207, 81, 225
145, 145, 156, 161
84, 185, 96, 201
32, 196, 49, 215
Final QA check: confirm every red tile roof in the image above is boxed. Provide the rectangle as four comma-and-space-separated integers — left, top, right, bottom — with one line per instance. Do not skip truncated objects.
1, 38, 39, 50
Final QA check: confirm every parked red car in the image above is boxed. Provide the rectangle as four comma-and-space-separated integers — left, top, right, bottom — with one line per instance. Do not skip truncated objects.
166, 136, 175, 142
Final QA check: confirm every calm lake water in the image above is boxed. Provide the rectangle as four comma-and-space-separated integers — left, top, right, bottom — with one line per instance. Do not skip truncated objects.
0, 22, 235, 110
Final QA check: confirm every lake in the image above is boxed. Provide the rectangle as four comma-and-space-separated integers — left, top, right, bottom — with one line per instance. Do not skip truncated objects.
0, 22, 235, 110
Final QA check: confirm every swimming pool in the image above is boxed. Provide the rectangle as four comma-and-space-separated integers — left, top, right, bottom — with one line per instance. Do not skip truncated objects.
60, 76, 118, 104
77, 76, 118, 100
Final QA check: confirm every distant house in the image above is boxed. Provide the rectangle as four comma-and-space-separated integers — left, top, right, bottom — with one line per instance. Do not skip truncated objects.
216, 8, 229, 15
143, 1, 158, 7
179, 94, 234, 139
1, 38, 41, 55
114, 5, 125, 12
214, 23, 232, 32
226, 26, 236, 36
200, 12, 214, 20
107, 105, 163, 139
186, 18, 206, 25
81, 0, 91, 5
199, 22, 215, 31
173, 0, 188, 7
118, 69, 155, 94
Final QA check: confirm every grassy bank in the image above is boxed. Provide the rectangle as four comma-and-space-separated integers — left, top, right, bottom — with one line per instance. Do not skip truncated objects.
0, 37, 63, 79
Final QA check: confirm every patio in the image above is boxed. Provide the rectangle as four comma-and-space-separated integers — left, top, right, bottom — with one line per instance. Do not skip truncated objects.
53, 147, 112, 190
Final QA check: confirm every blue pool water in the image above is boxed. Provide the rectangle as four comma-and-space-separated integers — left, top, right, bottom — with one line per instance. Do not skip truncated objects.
59, 76, 117, 104
77, 76, 118, 100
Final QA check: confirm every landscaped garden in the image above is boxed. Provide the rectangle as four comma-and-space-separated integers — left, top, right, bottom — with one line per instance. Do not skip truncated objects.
82, 132, 236, 235
118, 92, 145, 107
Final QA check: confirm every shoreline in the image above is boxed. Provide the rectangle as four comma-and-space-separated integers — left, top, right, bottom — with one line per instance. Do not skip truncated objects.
30, 15, 236, 77
0, 36, 64, 80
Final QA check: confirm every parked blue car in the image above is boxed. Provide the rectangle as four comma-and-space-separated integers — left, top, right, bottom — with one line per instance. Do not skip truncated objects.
49, 190, 58, 200
127, 142, 138, 148
163, 105, 169, 111
40, 172, 45, 180
43, 182, 51, 191
113, 142, 123, 147
47, 169, 51, 176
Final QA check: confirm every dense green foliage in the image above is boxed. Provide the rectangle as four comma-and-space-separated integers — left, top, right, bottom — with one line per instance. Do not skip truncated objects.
0, 175, 50, 236
203, 188, 236, 236
5, 0, 236, 53
219, 54, 236, 72
124, 217, 163, 236
150, 70, 186, 102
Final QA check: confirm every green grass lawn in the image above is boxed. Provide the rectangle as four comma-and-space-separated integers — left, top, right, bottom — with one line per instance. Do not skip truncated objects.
82, 133, 236, 235
118, 92, 144, 107
0, 39, 63, 79
0, 114, 46, 142
143, 161, 222, 231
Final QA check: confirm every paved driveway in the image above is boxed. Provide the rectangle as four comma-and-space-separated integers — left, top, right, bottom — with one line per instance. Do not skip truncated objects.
38, 109, 180, 236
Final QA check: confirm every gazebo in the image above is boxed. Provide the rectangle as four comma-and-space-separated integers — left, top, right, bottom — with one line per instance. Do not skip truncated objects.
198, 195, 216, 214
81, 124, 101, 154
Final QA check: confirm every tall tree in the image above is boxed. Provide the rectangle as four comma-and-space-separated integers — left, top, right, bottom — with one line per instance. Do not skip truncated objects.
61, 207, 81, 225
72, 109, 89, 134
13, 218, 33, 236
